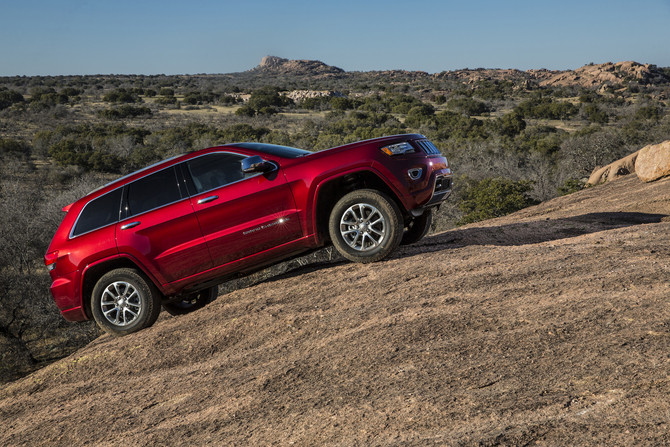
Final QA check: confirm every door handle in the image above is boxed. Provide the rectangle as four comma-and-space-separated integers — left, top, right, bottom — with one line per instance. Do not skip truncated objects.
121, 221, 141, 230
197, 195, 219, 204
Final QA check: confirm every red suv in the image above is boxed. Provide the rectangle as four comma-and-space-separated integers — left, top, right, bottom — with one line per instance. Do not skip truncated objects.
45, 134, 452, 336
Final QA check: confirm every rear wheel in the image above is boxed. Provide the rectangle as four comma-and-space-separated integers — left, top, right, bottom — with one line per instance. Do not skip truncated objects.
328, 189, 403, 263
91, 268, 162, 337
162, 286, 218, 316
400, 209, 433, 245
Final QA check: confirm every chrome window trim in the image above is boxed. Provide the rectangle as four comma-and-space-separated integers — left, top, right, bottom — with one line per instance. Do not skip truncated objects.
69, 151, 277, 239
84, 154, 184, 197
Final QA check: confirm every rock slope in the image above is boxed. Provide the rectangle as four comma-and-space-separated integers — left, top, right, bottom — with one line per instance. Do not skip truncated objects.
1, 174, 669, 446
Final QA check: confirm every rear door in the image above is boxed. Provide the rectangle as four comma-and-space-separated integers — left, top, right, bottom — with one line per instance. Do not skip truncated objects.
115, 166, 212, 285
183, 152, 303, 268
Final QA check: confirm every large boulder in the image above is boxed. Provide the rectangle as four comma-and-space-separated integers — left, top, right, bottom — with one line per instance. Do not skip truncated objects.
636, 140, 670, 182
587, 150, 639, 185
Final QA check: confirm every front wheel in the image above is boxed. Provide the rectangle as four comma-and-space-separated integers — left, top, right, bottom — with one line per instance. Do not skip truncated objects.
91, 268, 162, 337
328, 189, 403, 263
162, 286, 218, 316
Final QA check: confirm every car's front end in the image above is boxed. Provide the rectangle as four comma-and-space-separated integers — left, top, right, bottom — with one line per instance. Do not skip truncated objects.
371, 134, 453, 214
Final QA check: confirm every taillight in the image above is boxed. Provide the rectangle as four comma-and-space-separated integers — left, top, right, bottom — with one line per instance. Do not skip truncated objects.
45, 251, 59, 272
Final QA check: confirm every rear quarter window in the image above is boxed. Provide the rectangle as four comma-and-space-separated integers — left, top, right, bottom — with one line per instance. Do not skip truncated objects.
72, 188, 123, 237
126, 167, 182, 216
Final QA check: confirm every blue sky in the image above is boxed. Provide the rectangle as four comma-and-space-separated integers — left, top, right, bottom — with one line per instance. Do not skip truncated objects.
1, 0, 670, 76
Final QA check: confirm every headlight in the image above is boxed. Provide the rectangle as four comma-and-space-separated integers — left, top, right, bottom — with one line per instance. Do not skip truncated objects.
380, 142, 415, 156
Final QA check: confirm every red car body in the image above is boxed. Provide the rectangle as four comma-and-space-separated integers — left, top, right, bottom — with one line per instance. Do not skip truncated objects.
45, 134, 452, 328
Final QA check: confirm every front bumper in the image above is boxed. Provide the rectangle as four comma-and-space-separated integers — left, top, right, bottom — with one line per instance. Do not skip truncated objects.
424, 173, 452, 207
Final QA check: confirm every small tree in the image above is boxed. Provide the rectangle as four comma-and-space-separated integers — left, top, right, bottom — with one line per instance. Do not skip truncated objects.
235, 105, 256, 117
404, 103, 435, 127
499, 111, 526, 137
457, 177, 540, 225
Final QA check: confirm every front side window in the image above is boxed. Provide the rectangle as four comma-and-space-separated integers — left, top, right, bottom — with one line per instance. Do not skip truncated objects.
186, 153, 248, 194
127, 167, 182, 217
73, 188, 123, 237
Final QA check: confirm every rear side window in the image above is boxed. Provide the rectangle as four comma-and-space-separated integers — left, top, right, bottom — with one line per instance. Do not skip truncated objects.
186, 153, 247, 194
73, 188, 123, 237
127, 167, 182, 217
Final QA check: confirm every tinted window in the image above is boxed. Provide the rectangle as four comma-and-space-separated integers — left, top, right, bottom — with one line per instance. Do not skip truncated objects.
127, 168, 182, 217
186, 153, 247, 194
73, 188, 123, 237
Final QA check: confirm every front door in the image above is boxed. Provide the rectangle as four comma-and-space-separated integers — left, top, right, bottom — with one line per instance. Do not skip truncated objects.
184, 152, 303, 269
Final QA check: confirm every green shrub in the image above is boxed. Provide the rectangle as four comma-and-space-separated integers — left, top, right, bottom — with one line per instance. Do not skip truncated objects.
432, 110, 488, 141
457, 177, 540, 225
404, 103, 435, 127
98, 106, 152, 119
447, 97, 490, 116
0, 139, 30, 157
235, 105, 256, 117
515, 98, 579, 120
557, 178, 585, 196
0, 89, 25, 110
584, 104, 609, 124
103, 88, 139, 104
154, 96, 178, 106
499, 111, 526, 137
300, 96, 331, 110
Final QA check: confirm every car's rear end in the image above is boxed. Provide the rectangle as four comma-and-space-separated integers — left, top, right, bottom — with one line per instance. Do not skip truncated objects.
44, 192, 120, 322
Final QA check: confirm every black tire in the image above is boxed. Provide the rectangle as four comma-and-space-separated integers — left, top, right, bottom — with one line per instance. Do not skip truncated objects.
91, 268, 162, 337
400, 209, 433, 245
162, 286, 218, 316
328, 189, 403, 263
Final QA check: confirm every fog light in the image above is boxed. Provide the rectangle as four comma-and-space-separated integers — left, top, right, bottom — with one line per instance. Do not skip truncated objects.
407, 168, 422, 180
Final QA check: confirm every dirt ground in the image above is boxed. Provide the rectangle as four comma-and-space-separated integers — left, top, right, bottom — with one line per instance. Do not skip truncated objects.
1, 174, 670, 446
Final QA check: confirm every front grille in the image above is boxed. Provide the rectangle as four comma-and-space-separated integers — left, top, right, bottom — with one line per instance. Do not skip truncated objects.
415, 139, 441, 156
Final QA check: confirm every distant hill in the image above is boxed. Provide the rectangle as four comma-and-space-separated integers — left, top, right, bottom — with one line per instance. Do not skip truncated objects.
245, 56, 670, 91
248, 56, 345, 77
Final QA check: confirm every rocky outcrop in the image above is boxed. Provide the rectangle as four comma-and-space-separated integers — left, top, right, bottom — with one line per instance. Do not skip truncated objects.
285, 90, 346, 102
538, 61, 669, 89
251, 56, 345, 76
635, 140, 670, 182
586, 140, 670, 185
587, 150, 640, 185
433, 68, 531, 84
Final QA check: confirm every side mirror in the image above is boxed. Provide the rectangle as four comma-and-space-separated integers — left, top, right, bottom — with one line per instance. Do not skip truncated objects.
242, 155, 273, 174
